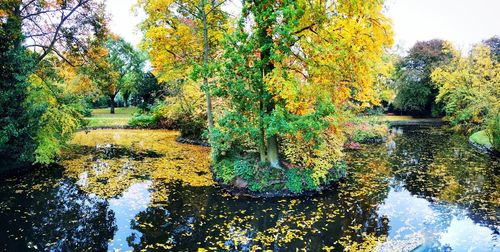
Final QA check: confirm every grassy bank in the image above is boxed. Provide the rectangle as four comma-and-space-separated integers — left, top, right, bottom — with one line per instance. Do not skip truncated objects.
83, 107, 138, 128
469, 130, 492, 149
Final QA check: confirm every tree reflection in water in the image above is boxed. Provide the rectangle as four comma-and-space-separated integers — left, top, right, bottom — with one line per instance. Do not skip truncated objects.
0, 167, 116, 251
0, 127, 497, 251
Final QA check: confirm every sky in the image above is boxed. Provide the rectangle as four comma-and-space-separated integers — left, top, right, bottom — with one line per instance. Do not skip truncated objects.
106, 0, 145, 46
106, 0, 500, 54
385, 0, 500, 53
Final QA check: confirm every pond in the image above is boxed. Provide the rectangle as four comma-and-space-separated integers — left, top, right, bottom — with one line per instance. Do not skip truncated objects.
0, 127, 498, 251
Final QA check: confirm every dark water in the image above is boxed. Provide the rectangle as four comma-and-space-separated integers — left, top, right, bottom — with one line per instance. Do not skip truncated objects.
0, 127, 498, 251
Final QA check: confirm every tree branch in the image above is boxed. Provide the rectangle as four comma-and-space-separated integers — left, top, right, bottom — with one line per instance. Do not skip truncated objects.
206, 0, 228, 16
36, 0, 91, 63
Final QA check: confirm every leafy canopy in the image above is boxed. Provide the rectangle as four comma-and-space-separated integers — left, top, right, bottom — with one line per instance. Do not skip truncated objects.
393, 39, 452, 115
211, 0, 393, 192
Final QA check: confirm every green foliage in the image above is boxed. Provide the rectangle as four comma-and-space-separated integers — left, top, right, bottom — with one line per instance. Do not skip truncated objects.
129, 114, 159, 128
25, 73, 85, 165
212, 154, 322, 193
285, 169, 302, 193
486, 113, 500, 151
0, 7, 36, 166
212, 158, 236, 184
132, 72, 165, 111
233, 158, 254, 182
393, 40, 452, 115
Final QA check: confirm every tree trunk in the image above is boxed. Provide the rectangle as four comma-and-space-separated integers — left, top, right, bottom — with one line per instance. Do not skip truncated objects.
259, 111, 267, 162
123, 92, 129, 107
258, 4, 280, 168
110, 94, 116, 114
267, 136, 280, 168
201, 0, 214, 134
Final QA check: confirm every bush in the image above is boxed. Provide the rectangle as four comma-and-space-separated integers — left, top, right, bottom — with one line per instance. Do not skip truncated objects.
344, 119, 389, 144
212, 158, 236, 184
210, 113, 347, 194
285, 169, 303, 193
129, 114, 158, 128
487, 113, 500, 151
280, 127, 344, 186
128, 81, 208, 141
212, 145, 346, 194
176, 111, 206, 140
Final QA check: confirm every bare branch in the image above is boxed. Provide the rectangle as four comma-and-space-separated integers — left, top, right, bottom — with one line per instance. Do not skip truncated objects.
36, 0, 90, 62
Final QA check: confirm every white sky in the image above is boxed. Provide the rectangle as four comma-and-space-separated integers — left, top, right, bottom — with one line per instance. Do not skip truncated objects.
106, 0, 500, 54
106, 0, 145, 46
385, 0, 500, 53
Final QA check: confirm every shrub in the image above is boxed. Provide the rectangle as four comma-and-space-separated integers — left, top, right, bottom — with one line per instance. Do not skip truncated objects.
487, 113, 500, 151
129, 114, 158, 128
280, 125, 345, 186
212, 158, 236, 184
128, 82, 208, 141
154, 82, 207, 140
344, 119, 389, 144
285, 169, 303, 193
176, 111, 206, 140
212, 145, 345, 194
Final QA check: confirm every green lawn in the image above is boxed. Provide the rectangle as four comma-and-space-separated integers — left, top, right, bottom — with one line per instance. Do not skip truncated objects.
469, 130, 492, 148
83, 107, 138, 128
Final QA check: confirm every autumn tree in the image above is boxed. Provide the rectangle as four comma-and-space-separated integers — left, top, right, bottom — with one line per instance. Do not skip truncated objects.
483, 36, 500, 63
211, 0, 393, 193
393, 39, 453, 116
138, 0, 228, 133
21, 0, 106, 64
0, 0, 106, 167
431, 42, 499, 134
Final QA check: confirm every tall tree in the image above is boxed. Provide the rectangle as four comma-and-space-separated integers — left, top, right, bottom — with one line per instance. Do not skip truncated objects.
0, 0, 106, 166
212, 0, 392, 192
431, 42, 499, 132
83, 36, 145, 114
131, 72, 166, 111
0, 1, 36, 166
393, 39, 453, 115
139, 0, 229, 134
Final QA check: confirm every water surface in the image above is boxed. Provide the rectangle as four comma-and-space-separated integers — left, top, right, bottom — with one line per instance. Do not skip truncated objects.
0, 127, 498, 251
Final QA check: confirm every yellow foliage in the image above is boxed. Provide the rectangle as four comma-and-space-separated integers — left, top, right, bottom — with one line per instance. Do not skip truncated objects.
280, 120, 344, 184
431, 43, 499, 129
138, 0, 226, 83
337, 233, 386, 252
266, 0, 394, 110
63, 129, 212, 199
